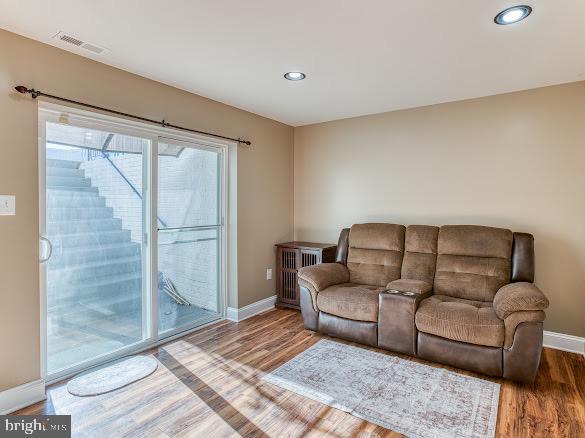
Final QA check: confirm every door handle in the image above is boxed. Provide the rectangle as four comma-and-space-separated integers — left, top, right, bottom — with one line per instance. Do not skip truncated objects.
40, 235, 53, 264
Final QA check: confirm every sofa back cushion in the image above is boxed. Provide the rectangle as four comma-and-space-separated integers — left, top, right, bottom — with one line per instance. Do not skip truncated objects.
347, 223, 405, 286
434, 225, 513, 302
401, 225, 439, 285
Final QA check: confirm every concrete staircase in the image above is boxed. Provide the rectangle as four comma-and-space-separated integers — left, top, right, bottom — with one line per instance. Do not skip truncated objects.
46, 158, 143, 315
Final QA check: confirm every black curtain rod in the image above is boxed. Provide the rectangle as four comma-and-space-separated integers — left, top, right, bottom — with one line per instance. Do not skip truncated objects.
14, 85, 252, 146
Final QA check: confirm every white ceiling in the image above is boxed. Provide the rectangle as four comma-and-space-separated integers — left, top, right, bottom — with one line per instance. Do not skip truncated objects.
1, 1, 584, 126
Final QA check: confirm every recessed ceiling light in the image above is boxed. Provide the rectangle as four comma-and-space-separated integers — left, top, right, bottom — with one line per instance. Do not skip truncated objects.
494, 5, 532, 25
284, 72, 306, 81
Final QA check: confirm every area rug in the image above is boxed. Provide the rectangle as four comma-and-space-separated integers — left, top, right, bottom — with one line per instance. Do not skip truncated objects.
263, 340, 499, 438
67, 355, 158, 396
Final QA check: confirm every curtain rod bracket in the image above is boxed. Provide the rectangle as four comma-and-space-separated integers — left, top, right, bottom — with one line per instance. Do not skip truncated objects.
14, 84, 253, 146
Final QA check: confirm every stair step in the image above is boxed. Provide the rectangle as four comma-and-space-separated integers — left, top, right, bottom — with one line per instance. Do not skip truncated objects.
48, 255, 142, 283
47, 175, 92, 188
47, 218, 124, 234
47, 185, 99, 193
48, 242, 141, 266
46, 166, 85, 178
81, 293, 143, 315
47, 193, 106, 208
49, 294, 143, 321
50, 296, 143, 318
47, 206, 114, 221
48, 229, 132, 247
47, 271, 142, 306
47, 159, 80, 169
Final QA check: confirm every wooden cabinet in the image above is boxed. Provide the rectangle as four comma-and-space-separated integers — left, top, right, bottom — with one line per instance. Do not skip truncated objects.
275, 242, 336, 309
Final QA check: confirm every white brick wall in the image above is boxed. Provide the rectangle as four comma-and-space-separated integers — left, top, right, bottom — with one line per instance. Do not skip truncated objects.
81, 148, 220, 311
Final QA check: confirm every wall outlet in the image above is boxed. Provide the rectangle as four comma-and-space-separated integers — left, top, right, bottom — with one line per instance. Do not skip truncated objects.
0, 195, 16, 216
266, 268, 272, 280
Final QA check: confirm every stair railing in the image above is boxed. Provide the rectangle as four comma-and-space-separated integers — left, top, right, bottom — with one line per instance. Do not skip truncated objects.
86, 148, 168, 228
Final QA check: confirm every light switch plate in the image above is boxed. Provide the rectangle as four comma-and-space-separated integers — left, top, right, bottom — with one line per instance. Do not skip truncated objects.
0, 195, 16, 216
266, 268, 272, 280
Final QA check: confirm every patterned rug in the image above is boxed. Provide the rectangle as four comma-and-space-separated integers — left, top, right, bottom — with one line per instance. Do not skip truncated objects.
263, 340, 499, 438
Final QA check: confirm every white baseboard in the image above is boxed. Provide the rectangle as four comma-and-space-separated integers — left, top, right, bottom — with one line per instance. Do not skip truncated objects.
0, 379, 46, 414
227, 295, 277, 322
543, 331, 585, 356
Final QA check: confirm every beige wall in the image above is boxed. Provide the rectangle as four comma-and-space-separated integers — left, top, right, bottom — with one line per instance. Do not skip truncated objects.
295, 81, 585, 338
0, 29, 293, 391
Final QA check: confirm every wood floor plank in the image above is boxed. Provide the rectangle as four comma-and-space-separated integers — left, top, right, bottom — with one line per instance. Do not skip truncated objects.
13, 308, 585, 437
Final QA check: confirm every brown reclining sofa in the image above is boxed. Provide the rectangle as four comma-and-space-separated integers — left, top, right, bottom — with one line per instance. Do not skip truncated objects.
298, 223, 549, 383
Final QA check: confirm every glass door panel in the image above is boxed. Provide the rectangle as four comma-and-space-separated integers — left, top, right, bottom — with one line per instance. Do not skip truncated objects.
43, 121, 148, 375
157, 140, 222, 333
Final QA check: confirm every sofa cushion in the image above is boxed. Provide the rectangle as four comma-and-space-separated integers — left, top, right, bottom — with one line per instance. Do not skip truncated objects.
415, 295, 505, 347
438, 225, 513, 258
434, 225, 513, 302
316, 283, 384, 322
401, 225, 439, 285
347, 223, 405, 286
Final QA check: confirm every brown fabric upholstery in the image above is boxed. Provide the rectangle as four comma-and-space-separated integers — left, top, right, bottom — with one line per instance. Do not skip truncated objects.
319, 312, 378, 347
415, 295, 504, 347
379, 289, 430, 355
438, 225, 513, 258
503, 322, 543, 383
417, 332, 503, 377
299, 285, 319, 330
335, 228, 350, 264
347, 223, 405, 286
316, 283, 384, 322
386, 279, 432, 295
434, 255, 511, 302
401, 225, 439, 284
349, 223, 406, 251
297, 263, 350, 312
297, 263, 350, 292
298, 279, 319, 312
503, 310, 545, 349
434, 225, 513, 301
511, 232, 535, 282
493, 282, 549, 319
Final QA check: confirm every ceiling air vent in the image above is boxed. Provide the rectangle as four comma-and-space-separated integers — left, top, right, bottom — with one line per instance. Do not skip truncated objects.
53, 31, 106, 54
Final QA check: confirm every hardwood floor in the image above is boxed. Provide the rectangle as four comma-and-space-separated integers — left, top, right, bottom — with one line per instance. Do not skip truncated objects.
16, 309, 585, 437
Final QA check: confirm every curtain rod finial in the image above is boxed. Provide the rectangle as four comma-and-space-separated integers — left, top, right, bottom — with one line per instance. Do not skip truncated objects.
14, 86, 40, 98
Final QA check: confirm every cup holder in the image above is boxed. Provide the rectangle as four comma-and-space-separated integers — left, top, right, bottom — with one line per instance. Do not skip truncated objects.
384, 289, 415, 296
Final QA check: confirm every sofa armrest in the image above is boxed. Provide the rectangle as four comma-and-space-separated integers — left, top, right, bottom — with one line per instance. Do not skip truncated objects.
493, 282, 549, 320
386, 279, 432, 295
297, 263, 349, 292
503, 310, 545, 349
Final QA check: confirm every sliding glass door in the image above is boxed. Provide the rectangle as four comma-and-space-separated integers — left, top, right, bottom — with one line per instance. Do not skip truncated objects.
42, 121, 149, 376
156, 139, 222, 334
40, 106, 226, 381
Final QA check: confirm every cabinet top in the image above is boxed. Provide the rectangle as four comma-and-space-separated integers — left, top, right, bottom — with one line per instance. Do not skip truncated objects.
275, 241, 336, 250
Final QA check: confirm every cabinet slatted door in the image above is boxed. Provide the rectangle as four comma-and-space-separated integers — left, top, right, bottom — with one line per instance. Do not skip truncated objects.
275, 242, 336, 309
301, 250, 319, 268
278, 248, 298, 306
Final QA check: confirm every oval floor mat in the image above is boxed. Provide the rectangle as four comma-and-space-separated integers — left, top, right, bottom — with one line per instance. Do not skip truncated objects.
67, 355, 158, 396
